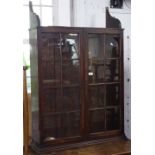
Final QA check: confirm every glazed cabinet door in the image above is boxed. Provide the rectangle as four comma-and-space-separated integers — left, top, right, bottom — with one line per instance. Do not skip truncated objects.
39, 29, 83, 144
86, 31, 123, 137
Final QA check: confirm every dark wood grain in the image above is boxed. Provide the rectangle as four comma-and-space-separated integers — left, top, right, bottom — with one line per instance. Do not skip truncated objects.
28, 3, 125, 154
29, 25, 124, 153
23, 66, 29, 155
29, 139, 130, 155
29, 1, 40, 29
106, 7, 121, 28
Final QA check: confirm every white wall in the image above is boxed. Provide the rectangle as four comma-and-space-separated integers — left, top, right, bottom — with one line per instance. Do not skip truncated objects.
53, 0, 71, 26
56, 0, 131, 139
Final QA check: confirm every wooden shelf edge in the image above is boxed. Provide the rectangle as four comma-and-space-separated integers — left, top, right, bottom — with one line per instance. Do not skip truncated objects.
30, 135, 126, 154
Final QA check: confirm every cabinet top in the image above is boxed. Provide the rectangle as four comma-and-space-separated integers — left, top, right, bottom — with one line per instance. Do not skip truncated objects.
29, 2, 123, 31
33, 26, 124, 35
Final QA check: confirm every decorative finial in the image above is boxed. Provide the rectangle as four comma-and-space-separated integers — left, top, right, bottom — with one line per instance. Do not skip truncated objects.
106, 7, 121, 28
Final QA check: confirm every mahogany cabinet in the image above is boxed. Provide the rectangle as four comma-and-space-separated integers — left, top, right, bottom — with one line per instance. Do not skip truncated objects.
29, 2, 124, 153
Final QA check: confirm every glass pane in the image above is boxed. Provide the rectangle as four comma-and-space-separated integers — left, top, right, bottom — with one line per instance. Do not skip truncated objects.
43, 88, 62, 113
88, 34, 104, 60
61, 112, 80, 137
41, 32, 81, 140
61, 33, 79, 60
88, 64, 104, 83
42, 7, 53, 26
106, 108, 120, 130
90, 109, 105, 133
105, 35, 119, 58
105, 84, 120, 106
88, 34, 104, 84
63, 87, 80, 111
41, 33, 61, 86
61, 33, 80, 85
105, 59, 120, 82
43, 115, 61, 141
44, 114, 60, 129
43, 112, 80, 140
62, 60, 80, 85
89, 86, 105, 109
89, 86, 98, 109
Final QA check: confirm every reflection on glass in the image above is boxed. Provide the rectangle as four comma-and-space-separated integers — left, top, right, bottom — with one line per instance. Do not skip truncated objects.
62, 34, 80, 85
41, 33, 81, 85
88, 34, 120, 83
88, 34, 104, 60
88, 33, 121, 134
61, 34, 79, 60
88, 34, 104, 83
41, 33, 61, 86
42, 33, 81, 141
62, 60, 80, 85
105, 35, 119, 58
105, 60, 119, 82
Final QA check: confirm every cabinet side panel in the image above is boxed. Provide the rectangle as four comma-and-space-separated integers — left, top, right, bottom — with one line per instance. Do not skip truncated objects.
29, 29, 40, 143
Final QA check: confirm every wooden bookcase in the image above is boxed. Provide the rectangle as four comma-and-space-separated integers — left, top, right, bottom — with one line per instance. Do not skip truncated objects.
29, 2, 124, 153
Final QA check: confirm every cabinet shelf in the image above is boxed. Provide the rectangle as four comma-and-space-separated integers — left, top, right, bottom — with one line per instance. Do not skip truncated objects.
89, 82, 120, 86
41, 58, 80, 63
90, 57, 120, 64
44, 110, 80, 116
42, 80, 80, 88
89, 106, 120, 111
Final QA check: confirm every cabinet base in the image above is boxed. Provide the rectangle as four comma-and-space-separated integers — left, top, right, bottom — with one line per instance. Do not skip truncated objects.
30, 136, 126, 154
